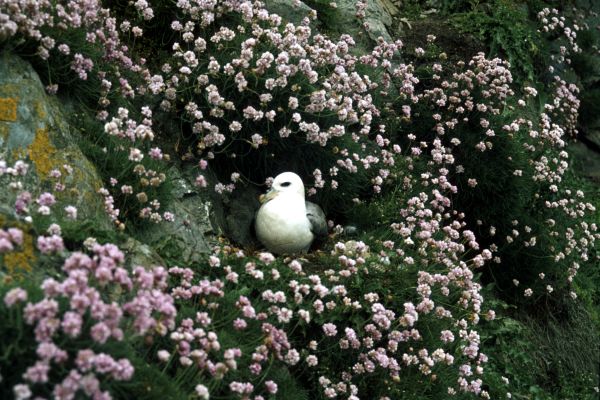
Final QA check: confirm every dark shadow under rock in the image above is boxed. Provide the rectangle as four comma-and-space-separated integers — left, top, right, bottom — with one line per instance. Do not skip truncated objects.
397, 18, 485, 63
209, 184, 261, 248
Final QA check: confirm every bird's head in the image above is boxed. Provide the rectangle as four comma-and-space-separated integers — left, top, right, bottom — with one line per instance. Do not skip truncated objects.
259, 172, 305, 203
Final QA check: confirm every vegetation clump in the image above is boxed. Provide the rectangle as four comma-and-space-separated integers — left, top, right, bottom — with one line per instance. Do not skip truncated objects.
0, 0, 599, 399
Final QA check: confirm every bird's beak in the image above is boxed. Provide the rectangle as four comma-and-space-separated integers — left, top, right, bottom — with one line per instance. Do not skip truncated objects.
259, 189, 278, 204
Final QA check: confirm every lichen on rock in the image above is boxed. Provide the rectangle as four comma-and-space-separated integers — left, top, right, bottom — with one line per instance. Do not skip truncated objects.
0, 97, 18, 122
0, 51, 111, 231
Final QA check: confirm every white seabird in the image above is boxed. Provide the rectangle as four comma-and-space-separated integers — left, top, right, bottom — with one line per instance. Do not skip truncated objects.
255, 172, 327, 254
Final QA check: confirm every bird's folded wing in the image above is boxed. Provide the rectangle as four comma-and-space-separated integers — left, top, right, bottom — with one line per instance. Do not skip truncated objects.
306, 201, 328, 237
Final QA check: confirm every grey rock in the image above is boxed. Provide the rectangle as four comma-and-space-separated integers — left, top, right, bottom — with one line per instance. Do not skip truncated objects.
334, 0, 394, 42
140, 167, 215, 264
264, 0, 316, 27
210, 183, 261, 247
121, 237, 165, 269
264, 0, 394, 44
0, 51, 111, 229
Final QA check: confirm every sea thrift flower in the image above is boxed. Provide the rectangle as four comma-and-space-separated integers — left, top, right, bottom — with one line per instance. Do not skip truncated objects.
64, 205, 78, 220
323, 323, 338, 337
196, 384, 210, 399
4, 287, 27, 307
13, 384, 31, 400
265, 380, 278, 394
157, 350, 171, 362
258, 252, 275, 265
37, 235, 65, 254
36, 192, 56, 207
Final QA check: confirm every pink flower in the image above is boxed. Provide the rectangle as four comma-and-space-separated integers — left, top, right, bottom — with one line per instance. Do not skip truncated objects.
128, 148, 144, 162
258, 252, 275, 265
8, 228, 24, 245
233, 318, 247, 330
195, 175, 208, 188
13, 384, 31, 400
37, 234, 64, 254
62, 311, 83, 338
322, 323, 338, 337
149, 147, 163, 160
112, 359, 134, 380
306, 355, 318, 367
440, 330, 455, 343
157, 350, 170, 362
23, 361, 50, 383
265, 380, 278, 394
229, 381, 254, 394
90, 322, 112, 344
37, 192, 56, 206
4, 287, 27, 307
64, 205, 78, 219
251, 133, 263, 148
196, 384, 210, 399
0, 237, 13, 252
208, 255, 221, 267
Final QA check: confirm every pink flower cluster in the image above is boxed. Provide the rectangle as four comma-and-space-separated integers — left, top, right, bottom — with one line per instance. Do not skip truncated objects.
146, 0, 411, 194
0, 0, 142, 75
0, 227, 24, 252
4, 241, 176, 398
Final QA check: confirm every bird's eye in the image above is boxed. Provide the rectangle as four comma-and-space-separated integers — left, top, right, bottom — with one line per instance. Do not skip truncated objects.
280, 182, 291, 187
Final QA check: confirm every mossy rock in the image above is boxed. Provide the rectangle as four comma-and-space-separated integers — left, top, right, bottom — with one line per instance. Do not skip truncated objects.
263, 0, 316, 27
120, 237, 166, 269
135, 167, 216, 264
0, 52, 112, 242
265, 0, 394, 44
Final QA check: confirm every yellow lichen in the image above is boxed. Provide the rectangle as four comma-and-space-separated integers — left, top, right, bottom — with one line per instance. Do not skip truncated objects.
28, 127, 57, 178
34, 100, 46, 119
12, 147, 27, 163
0, 125, 8, 141
3, 229, 35, 277
0, 97, 18, 122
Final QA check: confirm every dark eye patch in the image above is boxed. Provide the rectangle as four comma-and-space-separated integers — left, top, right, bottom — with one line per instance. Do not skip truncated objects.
280, 182, 291, 187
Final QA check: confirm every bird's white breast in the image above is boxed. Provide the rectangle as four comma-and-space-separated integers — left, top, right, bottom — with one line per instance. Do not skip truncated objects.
255, 194, 314, 254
